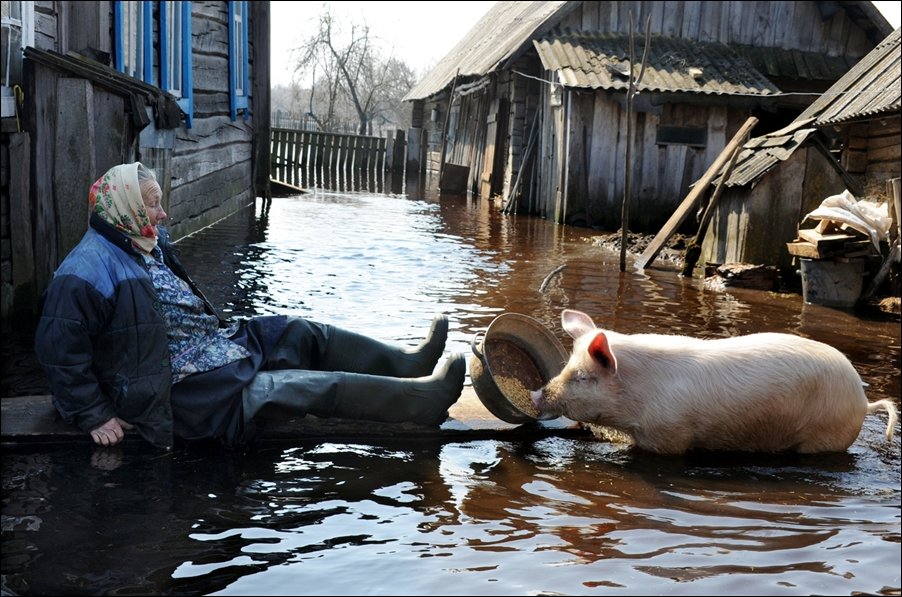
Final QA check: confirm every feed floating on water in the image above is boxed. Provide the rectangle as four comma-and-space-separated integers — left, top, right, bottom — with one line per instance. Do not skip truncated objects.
495, 375, 540, 418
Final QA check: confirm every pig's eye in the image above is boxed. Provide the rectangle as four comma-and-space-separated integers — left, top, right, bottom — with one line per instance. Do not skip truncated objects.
574, 370, 590, 383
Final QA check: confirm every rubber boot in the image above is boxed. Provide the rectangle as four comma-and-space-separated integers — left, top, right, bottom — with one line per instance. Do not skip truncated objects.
266, 315, 449, 378
243, 353, 466, 427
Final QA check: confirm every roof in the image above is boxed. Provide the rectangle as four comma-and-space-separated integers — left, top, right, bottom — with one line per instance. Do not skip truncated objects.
405, 1, 895, 103
732, 45, 856, 83
534, 32, 779, 96
721, 27, 901, 187
837, 1, 895, 45
799, 26, 902, 125
404, 1, 570, 101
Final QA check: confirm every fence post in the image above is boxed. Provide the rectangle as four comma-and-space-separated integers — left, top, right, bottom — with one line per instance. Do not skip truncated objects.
391, 129, 405, 194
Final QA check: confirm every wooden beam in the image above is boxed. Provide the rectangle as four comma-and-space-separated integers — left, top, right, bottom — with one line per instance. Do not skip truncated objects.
636, 116, 758, 270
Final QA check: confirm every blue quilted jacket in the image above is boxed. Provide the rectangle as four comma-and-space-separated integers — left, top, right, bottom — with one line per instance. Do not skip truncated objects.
35, 214, 220, 449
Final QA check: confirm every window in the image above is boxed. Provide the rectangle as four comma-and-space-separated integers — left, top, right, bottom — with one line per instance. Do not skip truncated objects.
656, 126, 707, 148
160, 1, 193, 127
161, 2, 183, 96
115, 1, 154, 83
228, 0, 249, 121
1, 0, 34, 119
116, 1, 193, 128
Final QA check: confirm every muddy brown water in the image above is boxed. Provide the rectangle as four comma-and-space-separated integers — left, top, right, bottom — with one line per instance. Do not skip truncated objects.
2, 190, 899, 595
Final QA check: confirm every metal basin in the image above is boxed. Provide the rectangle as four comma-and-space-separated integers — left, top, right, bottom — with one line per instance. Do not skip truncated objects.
469, 313, 569, 424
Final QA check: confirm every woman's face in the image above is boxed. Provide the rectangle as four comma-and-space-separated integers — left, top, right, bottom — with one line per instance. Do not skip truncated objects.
143, 183, 167, 226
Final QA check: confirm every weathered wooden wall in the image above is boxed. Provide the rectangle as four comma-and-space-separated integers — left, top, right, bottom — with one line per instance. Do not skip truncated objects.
536, 94, 734, 231
166, 2, 259, 239
700, 145, 845, 269
842, 115, 902, 187
558, 1, 873, 56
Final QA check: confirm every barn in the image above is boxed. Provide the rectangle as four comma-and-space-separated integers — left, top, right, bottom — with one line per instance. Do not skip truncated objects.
404, 1, 892, 234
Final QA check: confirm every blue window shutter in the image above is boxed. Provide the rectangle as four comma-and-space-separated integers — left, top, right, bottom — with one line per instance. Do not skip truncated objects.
160, 2, 170, 90
239, 0, 249, 120
179, 1, 193, 128
114, 1, 124, 73
142, 1, 153, 83
229, 1, 249, 121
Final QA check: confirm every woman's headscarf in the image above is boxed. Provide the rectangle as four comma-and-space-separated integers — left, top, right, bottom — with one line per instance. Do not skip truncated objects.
89, 162, 158, 253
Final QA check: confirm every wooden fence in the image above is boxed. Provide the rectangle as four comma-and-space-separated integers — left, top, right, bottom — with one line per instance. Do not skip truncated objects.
271, 128, 390, 193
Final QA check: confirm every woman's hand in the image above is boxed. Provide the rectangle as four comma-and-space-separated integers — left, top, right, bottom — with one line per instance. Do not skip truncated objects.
90, 417, 134, 447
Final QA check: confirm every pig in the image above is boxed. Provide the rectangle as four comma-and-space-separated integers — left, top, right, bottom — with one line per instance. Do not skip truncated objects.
531, 309, 898, 454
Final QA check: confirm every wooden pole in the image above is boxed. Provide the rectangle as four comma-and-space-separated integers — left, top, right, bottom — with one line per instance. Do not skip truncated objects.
619, 14, 651, 271
503, 108, 540, 214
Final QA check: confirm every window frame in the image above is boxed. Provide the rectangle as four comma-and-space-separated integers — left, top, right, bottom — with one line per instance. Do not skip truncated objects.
116, 0, 193, 128
115, 1, 154, 83
1, 0, 35, 119
228, 0, 249, 121
160, 1, 193, 127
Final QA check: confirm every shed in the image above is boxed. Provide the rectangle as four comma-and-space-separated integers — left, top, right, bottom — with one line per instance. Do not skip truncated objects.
700, 26, 901, 269
404, 1, 892, 233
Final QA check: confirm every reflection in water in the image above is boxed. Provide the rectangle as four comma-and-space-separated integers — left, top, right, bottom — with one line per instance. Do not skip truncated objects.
7, 436, 897, 595
3, 190, 899, 595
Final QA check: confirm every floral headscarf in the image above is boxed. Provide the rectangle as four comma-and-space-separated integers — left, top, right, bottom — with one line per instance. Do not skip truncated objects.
89, 162, 158, 253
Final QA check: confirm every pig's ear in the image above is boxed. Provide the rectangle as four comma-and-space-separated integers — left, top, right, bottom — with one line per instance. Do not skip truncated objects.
588, 331, 617, 372
561, 309, 596, 339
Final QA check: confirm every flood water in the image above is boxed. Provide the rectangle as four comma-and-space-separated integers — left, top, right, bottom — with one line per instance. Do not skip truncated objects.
3, 190, 900, 595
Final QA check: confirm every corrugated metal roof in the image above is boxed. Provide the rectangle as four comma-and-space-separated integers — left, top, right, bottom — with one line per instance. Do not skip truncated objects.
732, 45, 855, 83
722, 27, 901, 187
404, 1, 570, 101
723, 128, 818, 187
404, 1, 894, 103
533, 32, 779, 96
800, 26, 902, 125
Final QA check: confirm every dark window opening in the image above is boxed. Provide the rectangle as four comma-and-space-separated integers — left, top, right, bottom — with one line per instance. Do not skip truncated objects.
656, 126, 707, 147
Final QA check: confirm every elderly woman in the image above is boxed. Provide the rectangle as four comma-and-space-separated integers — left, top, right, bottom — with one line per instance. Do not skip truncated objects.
35, 162, 464, 449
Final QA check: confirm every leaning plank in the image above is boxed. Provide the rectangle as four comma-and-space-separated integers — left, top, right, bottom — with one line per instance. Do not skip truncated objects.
637, 116, 758, 269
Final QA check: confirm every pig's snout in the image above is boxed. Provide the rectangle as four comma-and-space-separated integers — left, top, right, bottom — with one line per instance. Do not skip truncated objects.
530, 388, 546, 412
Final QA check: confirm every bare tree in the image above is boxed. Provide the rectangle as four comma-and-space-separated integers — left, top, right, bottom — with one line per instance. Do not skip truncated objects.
292, 6, 414, 135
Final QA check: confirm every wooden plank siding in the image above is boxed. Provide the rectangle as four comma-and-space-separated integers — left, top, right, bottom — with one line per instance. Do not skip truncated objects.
700, 145, 845, 269
0, 1, 271, 323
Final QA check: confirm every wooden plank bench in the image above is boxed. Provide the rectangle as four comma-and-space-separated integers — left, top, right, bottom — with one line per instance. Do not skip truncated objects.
1, 388, 588, 447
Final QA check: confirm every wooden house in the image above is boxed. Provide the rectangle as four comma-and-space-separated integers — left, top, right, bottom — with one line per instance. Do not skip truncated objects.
404, 1, 892, 233
701, 26, 901, 270
0, 1, 271, 323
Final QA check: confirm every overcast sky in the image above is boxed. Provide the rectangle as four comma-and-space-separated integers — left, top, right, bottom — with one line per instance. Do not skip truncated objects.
269, 1, 902, 88
269, 1, 496, 87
